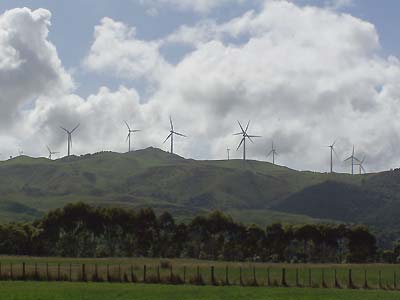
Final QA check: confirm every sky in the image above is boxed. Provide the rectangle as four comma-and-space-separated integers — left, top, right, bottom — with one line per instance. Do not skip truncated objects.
0, 0, 400, 173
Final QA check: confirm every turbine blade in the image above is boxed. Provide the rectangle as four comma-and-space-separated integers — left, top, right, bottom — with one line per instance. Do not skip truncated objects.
236, 137, 244, 151
247, 135, 261, 138
169, 116, 174, 131
60, 126, 68, 133
247, 135, 254, 143
132, 129, 141, 133
245, 120, 250, 133
233, 132, 243, 136
344, 156, 352, 162
173, 131, 186, 137
163, 133, 172, 144
71, 123, 80, 133
124, 121, 131, 131
237, 121, 245, 133
47, 146, 51, 153
267, 150, 273, 157
126, 133, 130, 142
333, 148, 340, 160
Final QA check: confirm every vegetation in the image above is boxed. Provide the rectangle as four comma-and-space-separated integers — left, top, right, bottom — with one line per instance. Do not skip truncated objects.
2, 147, 400, 246
2, 282, 400, 300
0, 203, 378, 263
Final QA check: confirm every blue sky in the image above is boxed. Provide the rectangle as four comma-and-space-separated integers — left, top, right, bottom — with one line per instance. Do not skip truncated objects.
1, 0, 400, 172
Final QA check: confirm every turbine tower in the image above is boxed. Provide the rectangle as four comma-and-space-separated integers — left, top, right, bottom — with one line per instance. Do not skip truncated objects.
227, 148, 230, 160
163, 116, 186, 154
60, 124, 80, 157
125, 121, 141, 152
47, 146, 59, 160
344, 145, 359, 175
267, 141, 278, 165
327, 140, 338, 173
234, 120, 261, 161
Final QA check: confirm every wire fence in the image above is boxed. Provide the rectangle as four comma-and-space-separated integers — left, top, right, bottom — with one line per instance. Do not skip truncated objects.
0, 262, 399, 290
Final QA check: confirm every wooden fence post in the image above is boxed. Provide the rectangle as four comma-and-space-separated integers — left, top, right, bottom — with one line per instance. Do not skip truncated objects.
143, 265, 147, 283
348, 269, 354, 289
46, 263, 49, 281
281, 268, 287, 287
211, 266, 215, 285
82, 264, 86, 282
308, 269, 312, 287
94, 264, 98, 281
35, 263, 38, 280
57, 263, 60, 281
225, 266, 229, 285
157, 265, 160, 282
334, 269, 340, 288
22, 262, 26, 280
253, 266, 257, 286
107, 264, 110, 282
10, 263, 13, 280
379, 270, 382, 289
130, 264, 134, 283
394, 271, 397, 290
296, 269, 299, 287
267, 268, 270, 286
170, 265, 173, 282
322, 269, 326, 288
69, 264, 72, 282
239, 266, 243, 286
183, 266, 186, 284
363, 269, 368, 289
118, 264, 121, 282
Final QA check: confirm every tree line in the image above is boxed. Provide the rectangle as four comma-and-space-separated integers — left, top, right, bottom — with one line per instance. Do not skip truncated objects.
0, 202, 381, 263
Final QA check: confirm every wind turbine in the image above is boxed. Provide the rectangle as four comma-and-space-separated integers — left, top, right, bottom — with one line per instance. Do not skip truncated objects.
47, 146, 59, 160
234, 120, 261, 161
60, 123, 80, 157
227, 148, 231, 160
344, 145, 360, 175
327, 140, 338, 173
125, 121, 141, 152
163, 116, 186, 154
355, 156, 366, 174
267, 141, 278, 165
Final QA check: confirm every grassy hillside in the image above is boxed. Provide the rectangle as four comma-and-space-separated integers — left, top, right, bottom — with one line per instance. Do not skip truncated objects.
0, 147, 392, 230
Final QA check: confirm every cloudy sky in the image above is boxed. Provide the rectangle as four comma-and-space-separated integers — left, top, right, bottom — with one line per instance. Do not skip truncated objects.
0, 0, 400, 173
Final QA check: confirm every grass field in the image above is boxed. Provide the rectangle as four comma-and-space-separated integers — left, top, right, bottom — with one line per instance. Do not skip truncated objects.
1, 256, 400, 290
1, 282, 400, 300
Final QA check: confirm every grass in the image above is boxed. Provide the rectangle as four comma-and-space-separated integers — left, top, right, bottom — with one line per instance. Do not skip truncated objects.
1, 282, 400, 300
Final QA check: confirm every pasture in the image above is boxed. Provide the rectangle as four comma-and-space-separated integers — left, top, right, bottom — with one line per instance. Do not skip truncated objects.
0, 256, 400, 290
1, 282, 400, 300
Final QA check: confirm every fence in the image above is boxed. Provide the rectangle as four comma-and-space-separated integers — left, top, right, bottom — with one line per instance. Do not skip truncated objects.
0, 262, 398, 290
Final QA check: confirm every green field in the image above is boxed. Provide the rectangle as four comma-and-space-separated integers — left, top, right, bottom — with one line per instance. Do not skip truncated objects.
1, 282, 400, 300
1, 257, 399, 290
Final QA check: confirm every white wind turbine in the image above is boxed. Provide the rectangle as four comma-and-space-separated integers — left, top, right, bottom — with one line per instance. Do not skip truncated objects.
163, 116, 186, 154
60, 123, 80, 157
267, 141, 278, 165
234, 120, 261, 161
125, 121, 141, 152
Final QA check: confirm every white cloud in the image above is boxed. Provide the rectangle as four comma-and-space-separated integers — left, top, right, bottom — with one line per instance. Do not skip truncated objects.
3, 1, 400, 175
84, 17, 170, 81
0, 8, 73, 127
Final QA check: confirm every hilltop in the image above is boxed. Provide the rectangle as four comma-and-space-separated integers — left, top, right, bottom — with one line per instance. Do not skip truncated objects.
0, 147, 399, 238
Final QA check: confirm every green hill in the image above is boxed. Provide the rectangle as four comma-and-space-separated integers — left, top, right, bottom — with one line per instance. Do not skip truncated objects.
0, 147, 397, 233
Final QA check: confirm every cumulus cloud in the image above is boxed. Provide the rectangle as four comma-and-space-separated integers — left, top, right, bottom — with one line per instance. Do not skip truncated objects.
2, 1, 400, 174
0, 7, 73, 127
84, 17, 170, 81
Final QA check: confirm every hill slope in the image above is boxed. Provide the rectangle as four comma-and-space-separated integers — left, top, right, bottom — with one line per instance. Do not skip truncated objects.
0, 147, 398, 233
